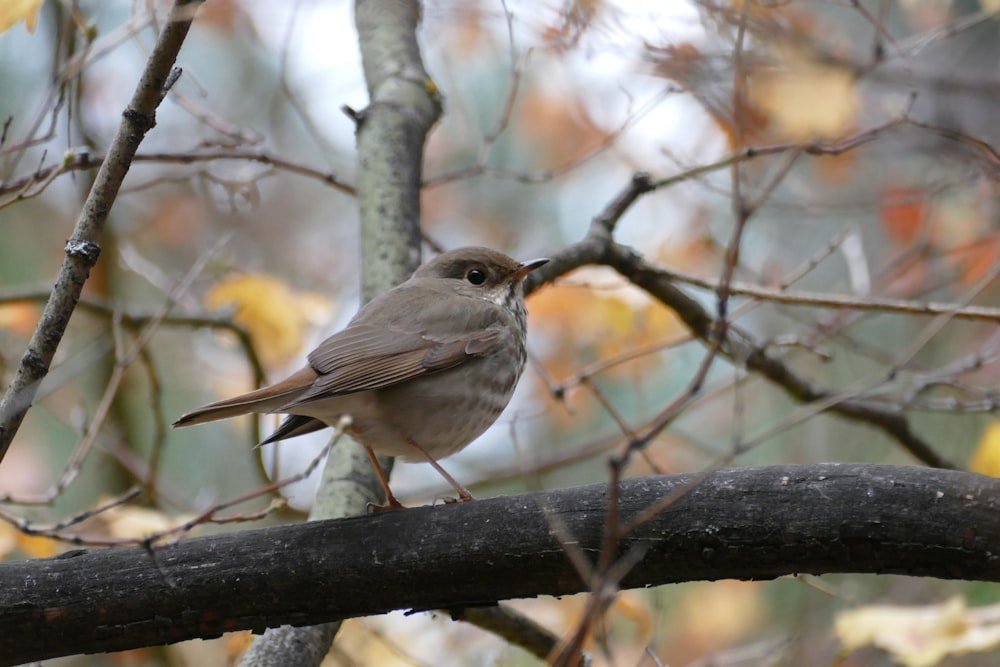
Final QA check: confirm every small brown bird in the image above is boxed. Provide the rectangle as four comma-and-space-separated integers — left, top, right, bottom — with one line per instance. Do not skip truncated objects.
173, 246, 548, 509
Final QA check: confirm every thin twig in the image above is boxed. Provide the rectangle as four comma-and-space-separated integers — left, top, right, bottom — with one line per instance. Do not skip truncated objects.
660, 267, 1000, 323
0, 0, 205, 463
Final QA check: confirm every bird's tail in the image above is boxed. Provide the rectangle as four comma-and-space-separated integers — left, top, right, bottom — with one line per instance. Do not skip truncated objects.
172, 366, 317, 427
172, 392, 273, 427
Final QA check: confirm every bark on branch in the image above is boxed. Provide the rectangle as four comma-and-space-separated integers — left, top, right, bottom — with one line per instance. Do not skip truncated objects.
0, 0, 203, 462
2, 463, 998, 665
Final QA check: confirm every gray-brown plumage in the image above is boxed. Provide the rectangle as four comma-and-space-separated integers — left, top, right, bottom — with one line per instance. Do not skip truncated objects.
173, 246, 547, 508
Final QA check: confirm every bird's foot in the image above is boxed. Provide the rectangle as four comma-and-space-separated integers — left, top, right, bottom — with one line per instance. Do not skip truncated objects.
368, 497, 406, 512
439, 489, 474, 504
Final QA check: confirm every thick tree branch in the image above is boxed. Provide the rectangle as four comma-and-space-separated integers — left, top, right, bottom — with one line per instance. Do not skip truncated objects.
0, 0, 203, 462
2, 463, 998, 665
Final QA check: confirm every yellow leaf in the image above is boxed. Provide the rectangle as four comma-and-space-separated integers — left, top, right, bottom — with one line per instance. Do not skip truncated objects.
0, 0, 44, 33
970, 421, 1000, 477
836, 597, 1000, 667
204, 273, 333, 368
0, 522, 61, 559
752, 54, 857, 141
16, 532, 61, 558
0, 524, 18, 558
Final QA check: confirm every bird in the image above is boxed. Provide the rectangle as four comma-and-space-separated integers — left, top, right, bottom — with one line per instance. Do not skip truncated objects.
173, 246, 548, 509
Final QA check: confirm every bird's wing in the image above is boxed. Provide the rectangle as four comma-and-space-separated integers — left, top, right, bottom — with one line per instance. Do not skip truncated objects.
282, 322, 502, 408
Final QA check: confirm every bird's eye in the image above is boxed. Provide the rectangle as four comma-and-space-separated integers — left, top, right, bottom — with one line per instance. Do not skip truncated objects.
465, 268, 486, 285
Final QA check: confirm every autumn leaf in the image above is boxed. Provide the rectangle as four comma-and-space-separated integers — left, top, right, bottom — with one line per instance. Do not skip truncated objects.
204, 273, 333, 368
948, 234, 1000, 288
530, 268, 683, 381
0, 525, 13, 559
516, 88, 613, 165
881, 185, 927, 246
16, 532, 62, 558
0, 302, 40, 337
0, 0, 43, 34
836, 597, 1000, 667
970, 421, 1000, 478
751, 53, 857, 142
225, 632, 254, 661
675, 581, 765, 651
541, 0, 602, 51
0, 523, 61, 559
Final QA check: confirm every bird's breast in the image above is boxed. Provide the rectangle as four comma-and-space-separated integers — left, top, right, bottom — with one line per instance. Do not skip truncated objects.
361, 344, 525, 460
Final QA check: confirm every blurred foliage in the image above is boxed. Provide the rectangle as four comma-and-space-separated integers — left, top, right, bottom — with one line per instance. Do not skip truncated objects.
2, 0, 1000, 665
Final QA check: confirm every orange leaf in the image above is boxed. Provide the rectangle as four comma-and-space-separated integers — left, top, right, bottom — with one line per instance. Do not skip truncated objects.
516, 88, 612, 165
953, 235, 1000, 288
881, 186, 927, 245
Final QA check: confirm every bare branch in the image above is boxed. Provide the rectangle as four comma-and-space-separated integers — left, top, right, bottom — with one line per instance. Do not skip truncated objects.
0, 0, 205, 462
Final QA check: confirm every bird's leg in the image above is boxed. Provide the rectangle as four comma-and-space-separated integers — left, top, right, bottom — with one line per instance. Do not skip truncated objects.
404, 437, 474, 502
363, 445, 405, 511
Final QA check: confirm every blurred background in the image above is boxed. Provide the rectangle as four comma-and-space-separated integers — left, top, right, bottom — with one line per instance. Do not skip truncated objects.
2, 0, 1000, 665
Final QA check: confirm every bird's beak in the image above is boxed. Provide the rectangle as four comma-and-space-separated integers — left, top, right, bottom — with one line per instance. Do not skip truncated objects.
513, 257, 549, 280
